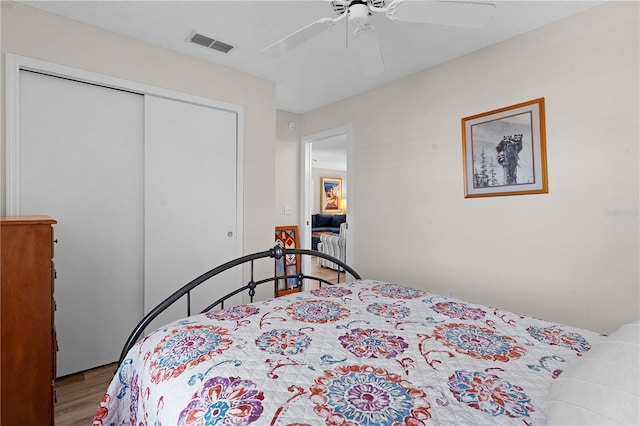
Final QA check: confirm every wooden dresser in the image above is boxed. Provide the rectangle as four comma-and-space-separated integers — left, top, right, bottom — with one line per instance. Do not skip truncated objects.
1, 216, 57, 425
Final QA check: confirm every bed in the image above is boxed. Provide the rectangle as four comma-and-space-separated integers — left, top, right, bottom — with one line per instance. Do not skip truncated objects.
94, 246, 638, 425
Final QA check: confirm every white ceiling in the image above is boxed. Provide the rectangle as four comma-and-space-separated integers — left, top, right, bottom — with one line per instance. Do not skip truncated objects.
18, 0, 603, 114
312, 134, 348, 170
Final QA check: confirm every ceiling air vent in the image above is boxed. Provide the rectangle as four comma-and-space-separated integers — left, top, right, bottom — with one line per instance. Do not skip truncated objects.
186, 31, 234, 54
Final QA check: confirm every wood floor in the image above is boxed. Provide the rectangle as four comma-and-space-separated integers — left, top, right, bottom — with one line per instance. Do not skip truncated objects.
55, 363, 116, 425
307, 259, 347, 288
54, 258, 344, 424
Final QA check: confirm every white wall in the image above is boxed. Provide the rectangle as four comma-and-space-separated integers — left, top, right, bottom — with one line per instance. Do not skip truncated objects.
275, 110, 302, 226
289, 1, 639, 334
1, 2, 276, 269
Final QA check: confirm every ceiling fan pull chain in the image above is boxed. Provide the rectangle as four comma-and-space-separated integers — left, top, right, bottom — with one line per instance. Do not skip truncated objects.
345, 11, 350, 48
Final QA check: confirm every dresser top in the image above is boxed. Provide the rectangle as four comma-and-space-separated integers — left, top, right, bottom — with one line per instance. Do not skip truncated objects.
0, 215, 57, 225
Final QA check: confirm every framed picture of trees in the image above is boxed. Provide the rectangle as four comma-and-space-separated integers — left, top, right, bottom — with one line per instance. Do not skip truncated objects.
462, 98, 548, 198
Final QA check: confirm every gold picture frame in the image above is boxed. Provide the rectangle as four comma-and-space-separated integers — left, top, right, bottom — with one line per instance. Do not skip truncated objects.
321, 177, 342, 213
462, 98, 548, 198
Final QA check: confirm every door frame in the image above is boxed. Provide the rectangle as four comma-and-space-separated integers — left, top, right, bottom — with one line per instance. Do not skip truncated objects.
300, 125, 354, 282
5, 53, 244, 256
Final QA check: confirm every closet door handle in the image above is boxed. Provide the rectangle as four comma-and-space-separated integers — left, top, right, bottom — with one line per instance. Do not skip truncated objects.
227, 231, 233, 237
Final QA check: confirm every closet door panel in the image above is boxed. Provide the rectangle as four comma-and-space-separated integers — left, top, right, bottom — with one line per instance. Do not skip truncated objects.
144, 95, 238, 329
18, 71, 144, 376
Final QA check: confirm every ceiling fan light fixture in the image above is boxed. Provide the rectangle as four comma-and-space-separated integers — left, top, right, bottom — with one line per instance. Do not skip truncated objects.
348, 3, 371, 27
332, 0, 386, 15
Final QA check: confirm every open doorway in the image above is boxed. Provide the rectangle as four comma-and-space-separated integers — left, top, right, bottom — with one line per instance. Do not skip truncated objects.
300, 125, 353, 285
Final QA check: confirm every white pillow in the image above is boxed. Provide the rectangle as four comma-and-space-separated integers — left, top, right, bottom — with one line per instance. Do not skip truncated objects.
547, 320, 639, 425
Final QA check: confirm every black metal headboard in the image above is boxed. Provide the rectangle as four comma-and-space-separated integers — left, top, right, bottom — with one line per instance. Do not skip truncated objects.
118, 246, 361, 366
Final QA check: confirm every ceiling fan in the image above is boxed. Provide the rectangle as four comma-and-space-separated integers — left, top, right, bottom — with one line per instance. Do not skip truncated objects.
260, 0, 496, 76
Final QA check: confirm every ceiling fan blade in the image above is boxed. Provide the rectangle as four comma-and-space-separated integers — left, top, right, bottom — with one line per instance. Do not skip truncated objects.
352, 25, 384, 77
261, 17, 337, 58
388, 0, 496, 29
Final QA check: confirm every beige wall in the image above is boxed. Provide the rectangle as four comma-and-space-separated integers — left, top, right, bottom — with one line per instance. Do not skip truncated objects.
275, 110, 302, 226
1, 2, 276, 259
287, 1, 639, 334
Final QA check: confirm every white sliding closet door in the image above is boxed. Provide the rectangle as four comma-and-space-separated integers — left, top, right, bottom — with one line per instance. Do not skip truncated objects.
17, 70, 144, 376
144, 95, 239, 329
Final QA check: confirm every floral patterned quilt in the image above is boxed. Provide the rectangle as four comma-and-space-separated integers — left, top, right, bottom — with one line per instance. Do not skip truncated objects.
95, 280, 601, 425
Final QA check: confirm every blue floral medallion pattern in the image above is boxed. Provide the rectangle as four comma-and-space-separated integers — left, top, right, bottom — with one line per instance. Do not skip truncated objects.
366, 302, 411, 319
448, 370, 534, 418
206, 304, 260, 321
527, 325, 591, 354
431, 301, 486, 320
286, 300, 349, 323
255, 328, 311, 356
432, 323, 526, 362
149, 325, 233, 384
372, 283, 425, 299
339, 328, 408, 359
311, 286, 353, 298
310, 365, 431, 425
178, 376, 264, 425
